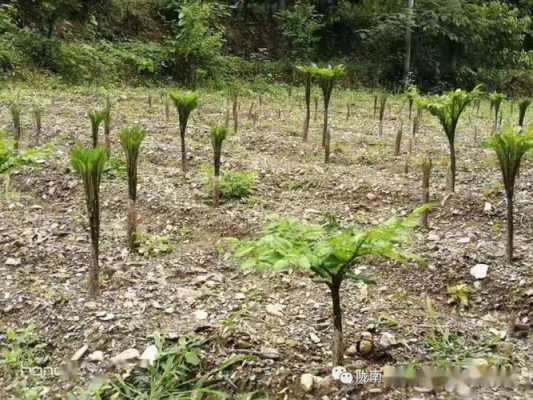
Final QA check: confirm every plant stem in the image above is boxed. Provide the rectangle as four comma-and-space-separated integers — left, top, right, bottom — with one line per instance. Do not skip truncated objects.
506, 194, 514, 263
329, 277, 344, 366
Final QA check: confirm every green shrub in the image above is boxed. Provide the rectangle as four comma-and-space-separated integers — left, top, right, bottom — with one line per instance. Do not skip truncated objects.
203, 168, 256, 200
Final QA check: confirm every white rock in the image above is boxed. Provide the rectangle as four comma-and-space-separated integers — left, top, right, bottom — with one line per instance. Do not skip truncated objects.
300, 373, 315, 392
111, 348, 140, 365
427, 233, 440, 241
194, 310, 208, 320
484, 202, 492, 213
366, 193, 377, 201
470, 264, 489, 279
88, 351, 104, 361
266, 303, 284, 318
5, 258, 21, 266
71, 344, 88, 361
140, 345, 159, 368
457, 237, 471, 244
309, 332, 321, 344
379, 332, 397, 348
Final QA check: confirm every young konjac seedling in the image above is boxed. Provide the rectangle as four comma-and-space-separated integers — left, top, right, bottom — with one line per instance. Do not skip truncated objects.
119, 127, 146, 251
210, 125, 228, 207
229, 207, 427, 366
103, 96, 112, 159
88, 110, 107, 148
9, 103, 22, 151
406, 85, 418, 120
296, 65, 314, 142
70, 145, 107, 297
378, 93, 388, 137
484, 126, 533, 263
309, 64, 345, 163
518, 98, 531, 129
418, 86, 481, 192
489, 92, 506, 132
168, 90, 199, 173
32, 104, 43, 146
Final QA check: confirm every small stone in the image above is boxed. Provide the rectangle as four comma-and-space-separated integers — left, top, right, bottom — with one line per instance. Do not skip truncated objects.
266, 303, 284, 318
470, 264, 489, 279
345, 344, 357, 356
379, 332, 397, 348
484, 202, 492, 213
457, 237, 471, 244
71, 344, 88, 361
366, 193, 377, 201
300, 373, 315, 392
235, 293, 246, 300
140, 345, 159, 368
427, 233, 440, 241
309, 332, 320, 344
111, 348, 140, 365
5, 258, 21, 266
194, 310, 208, 320
88, 351, 104, 362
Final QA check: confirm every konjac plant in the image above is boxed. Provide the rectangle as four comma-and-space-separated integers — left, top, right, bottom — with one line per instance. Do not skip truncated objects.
103, 96, 112, 159
70, 145, 107, 297
406, 85, 418, 120
210, 125, 228, 207
88, 110, 107, 148
309, 64, 345, 163
419, 85, 481, 192
229, 207, 427, 366
168, 90, 199, 173
32, 104, 42, 146
296, 64, 314, 142
9, 103, 22, 151
119, 127, 146, 251
489, 92, 506, 132
484, 126, 533, 263
518, 98, 531, 129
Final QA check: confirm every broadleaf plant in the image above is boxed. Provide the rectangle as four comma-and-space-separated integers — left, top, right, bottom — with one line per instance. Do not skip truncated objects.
308, 64, 345, 163
70, 145, 107, 297
483, 126, 533, 262
168, 90, 199, 173
210, 125, 228, 207
228, 206, 429, 366
119, 127, 146, 251
418, 85, 482, 192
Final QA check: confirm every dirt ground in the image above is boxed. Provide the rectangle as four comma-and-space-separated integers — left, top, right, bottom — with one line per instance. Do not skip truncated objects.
0, 86, 531, 399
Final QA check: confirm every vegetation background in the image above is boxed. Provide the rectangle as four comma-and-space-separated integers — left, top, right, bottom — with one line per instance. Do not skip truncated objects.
0, 0, 532, 91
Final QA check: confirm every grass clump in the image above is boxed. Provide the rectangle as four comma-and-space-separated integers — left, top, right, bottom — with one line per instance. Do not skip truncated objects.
203, 167, 257, 201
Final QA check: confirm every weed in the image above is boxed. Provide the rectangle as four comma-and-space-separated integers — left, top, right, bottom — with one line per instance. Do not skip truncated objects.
136, 232, 174, 255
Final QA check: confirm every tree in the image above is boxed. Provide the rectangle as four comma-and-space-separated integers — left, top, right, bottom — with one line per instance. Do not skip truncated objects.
119, 127, 146, 251
296, 64, 314, 142
229, 207, 428, 366
309, 64, 345, 163
210, 125, 228, 207
88, 110, 107, 149
484, 126, 533, 263
70, 145, 106, 297
168, 90, 199, 173
418, 85, 481, 192
167, 0, 226, 85
276, 1, 323, 60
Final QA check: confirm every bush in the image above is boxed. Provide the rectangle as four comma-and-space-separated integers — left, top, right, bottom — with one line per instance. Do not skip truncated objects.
203, 168, 257, 200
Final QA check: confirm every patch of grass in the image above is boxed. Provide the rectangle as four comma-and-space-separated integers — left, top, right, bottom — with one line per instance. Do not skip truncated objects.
202, 167, 257, 200
0, 135, 51, 174
1, 323, 39, 373
102, 154, 127, 180
136, 232, 174, 256
69, 335, 254, 400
